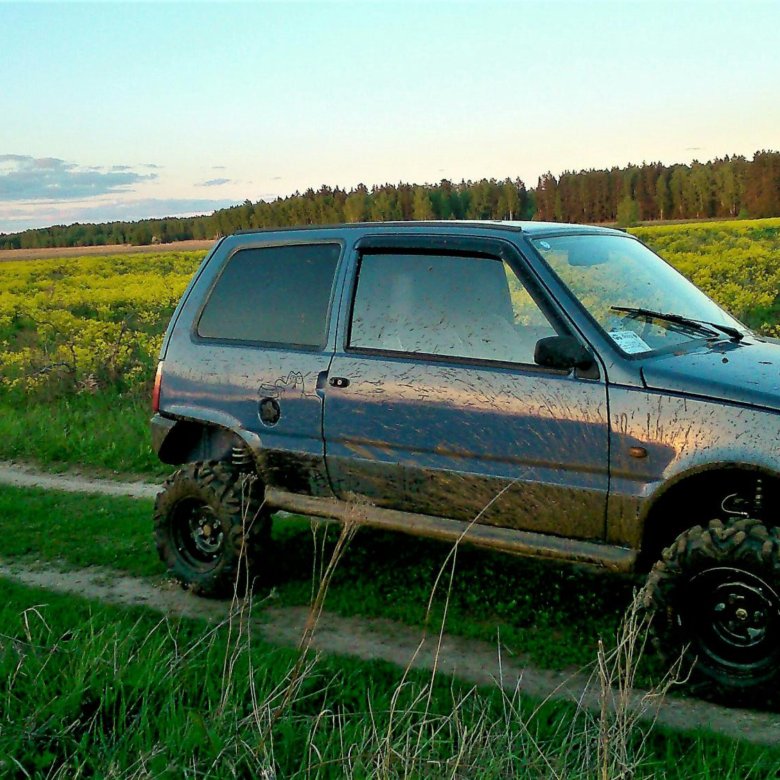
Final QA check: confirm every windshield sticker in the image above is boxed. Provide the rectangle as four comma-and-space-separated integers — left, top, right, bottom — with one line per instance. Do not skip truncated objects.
609, 330, 651, 354
538, 240, 551, 250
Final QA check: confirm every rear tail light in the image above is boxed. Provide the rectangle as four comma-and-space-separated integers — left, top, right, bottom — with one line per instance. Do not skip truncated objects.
152, 361, 163, 412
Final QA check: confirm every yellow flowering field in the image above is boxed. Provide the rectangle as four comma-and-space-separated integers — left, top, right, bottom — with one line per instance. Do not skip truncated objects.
0, 217, 777, 397
0, 251, 204, 395
631, 217, 780, 336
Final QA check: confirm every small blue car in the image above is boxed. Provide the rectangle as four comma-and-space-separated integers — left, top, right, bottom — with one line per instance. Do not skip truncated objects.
151, 221, 780, 703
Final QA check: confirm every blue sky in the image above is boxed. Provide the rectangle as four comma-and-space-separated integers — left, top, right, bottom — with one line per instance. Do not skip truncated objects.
1, 0, 778, 232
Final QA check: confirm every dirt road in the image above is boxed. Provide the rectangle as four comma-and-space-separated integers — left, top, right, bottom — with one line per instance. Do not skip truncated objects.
0, 461, 158, 498
0, 239, 214, 262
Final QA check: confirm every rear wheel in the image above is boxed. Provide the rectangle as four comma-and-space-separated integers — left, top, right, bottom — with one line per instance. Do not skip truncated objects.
643, 517, 780, 704
154, 461, 269, 597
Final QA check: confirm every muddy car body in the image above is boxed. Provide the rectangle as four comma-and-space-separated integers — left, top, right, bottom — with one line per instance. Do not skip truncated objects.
151, 221, 780, 703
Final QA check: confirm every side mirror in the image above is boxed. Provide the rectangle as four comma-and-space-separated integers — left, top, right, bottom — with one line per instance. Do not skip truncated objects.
534, 335, 595, 372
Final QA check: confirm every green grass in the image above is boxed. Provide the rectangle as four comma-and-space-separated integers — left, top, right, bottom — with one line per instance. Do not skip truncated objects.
272, 518, 637, 672
0, 487, 159, 575
0, 390, 165, 477
1, 577, 778, 778
0, 484, 641, 675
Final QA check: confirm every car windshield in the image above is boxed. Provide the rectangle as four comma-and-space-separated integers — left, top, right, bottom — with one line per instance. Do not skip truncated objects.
530, 234, 745, 355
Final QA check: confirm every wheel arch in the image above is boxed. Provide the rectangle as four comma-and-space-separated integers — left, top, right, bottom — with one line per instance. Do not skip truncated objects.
157, 419, 257, 470
638, 463, 780, 570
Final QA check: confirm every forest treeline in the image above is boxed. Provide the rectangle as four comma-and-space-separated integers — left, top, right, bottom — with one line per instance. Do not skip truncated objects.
1, 150, 778, 250
536, 149, 780, 225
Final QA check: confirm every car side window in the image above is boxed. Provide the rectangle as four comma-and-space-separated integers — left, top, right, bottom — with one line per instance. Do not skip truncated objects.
198, 243, 340, 348
349, 252, 559, 364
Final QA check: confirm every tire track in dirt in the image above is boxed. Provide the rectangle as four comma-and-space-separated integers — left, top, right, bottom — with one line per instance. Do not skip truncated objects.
0, 461, 158, 499
2, 463, 780, 746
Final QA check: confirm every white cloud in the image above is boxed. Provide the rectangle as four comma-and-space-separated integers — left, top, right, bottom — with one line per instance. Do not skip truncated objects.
0, 155, 157, 201
196, 178, 232, 187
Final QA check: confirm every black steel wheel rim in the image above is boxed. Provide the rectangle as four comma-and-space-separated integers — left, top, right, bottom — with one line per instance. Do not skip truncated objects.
682, 566, 780, 674
171, 498, 224, 569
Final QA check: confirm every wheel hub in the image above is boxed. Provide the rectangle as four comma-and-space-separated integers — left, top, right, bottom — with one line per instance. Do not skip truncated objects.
190, 511, 222, 556
686, 567, 780, 670
172, 499, 224, 565
710, 578, 772, 646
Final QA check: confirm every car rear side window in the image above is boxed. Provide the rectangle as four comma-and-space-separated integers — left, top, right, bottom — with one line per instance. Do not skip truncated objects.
349, 252, 558, 364
197, 243, 340, 348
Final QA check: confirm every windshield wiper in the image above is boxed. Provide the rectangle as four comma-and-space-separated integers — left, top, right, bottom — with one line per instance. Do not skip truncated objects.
610, 306, 744, 342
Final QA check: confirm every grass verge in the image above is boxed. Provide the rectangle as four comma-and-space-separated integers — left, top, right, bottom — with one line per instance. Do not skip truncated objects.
0, 391, 165, 477
0, 486, 159, 575
273, 517, 638, 673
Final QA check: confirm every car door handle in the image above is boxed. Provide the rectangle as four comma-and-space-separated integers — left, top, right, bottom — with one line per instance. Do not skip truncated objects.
328, 376, 350, 388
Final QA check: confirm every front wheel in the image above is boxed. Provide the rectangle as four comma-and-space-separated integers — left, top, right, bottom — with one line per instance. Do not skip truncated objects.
642, 517, 780, 705
153, 461, 269, 597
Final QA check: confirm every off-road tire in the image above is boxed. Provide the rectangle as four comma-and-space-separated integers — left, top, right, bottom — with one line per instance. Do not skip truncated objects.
643, 517, 780, 705
154, 461, 269, 597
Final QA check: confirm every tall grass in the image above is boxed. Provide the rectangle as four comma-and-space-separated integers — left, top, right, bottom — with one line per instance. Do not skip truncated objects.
1, 563, 775, 777
0, 486, 777, 777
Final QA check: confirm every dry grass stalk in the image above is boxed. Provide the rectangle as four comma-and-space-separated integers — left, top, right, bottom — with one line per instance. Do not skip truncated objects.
562, 591, 686, 779
259, 501, 362, 753
204, 473, 685, 779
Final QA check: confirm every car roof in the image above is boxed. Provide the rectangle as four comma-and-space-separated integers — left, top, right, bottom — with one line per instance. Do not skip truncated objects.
231, 220, 627, 239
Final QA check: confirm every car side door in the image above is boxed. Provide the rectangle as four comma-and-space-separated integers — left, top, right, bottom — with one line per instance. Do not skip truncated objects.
322, 234, 610, 541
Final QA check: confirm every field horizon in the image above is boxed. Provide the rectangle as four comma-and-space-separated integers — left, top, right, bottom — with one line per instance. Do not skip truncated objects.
0, 212, 773, 263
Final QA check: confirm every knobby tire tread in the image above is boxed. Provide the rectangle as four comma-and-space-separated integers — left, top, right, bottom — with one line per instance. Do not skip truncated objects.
154, 460, 269, 598
643, 517, 780, 705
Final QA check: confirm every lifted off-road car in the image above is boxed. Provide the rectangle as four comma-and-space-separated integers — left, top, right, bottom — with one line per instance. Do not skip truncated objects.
151, 221, 780, 703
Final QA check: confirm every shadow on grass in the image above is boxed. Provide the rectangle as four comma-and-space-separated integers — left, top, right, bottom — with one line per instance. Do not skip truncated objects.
268, 516, 640, 672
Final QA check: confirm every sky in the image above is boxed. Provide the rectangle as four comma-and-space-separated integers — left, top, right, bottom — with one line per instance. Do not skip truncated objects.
0, 0, 778, 233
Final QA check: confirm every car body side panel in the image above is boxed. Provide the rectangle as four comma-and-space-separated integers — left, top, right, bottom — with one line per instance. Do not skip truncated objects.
157, 231, 352, 497
161, 344, 334, 495
606, 386, 780, 547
